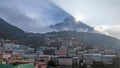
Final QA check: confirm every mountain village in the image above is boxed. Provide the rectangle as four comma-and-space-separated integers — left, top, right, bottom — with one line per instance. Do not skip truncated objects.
0, 38, 119, 68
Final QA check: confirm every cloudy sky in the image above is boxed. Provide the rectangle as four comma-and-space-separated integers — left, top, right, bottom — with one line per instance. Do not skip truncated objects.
52, 0, 120, 38
52, 0, 120, 26
0, 0, 120, 38
0, 0, 70, 32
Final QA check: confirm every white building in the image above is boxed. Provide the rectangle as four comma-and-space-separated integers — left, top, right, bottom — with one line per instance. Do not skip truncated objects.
83, 54, 93, 60
2, 53, 11, 59
83, 53, 102, 64
102, 55, 115, 64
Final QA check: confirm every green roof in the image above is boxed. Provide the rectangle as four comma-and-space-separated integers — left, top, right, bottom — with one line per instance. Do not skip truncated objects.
13, 64, 36, 68
0, 64, 13, 68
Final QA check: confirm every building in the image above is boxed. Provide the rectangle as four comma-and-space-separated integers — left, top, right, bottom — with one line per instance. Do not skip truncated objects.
22, 54, 37, 59
51, 56, 59, 62
35, 51, 43, 55
58, 57, 73, 66
2, 52, 11, 59
73, 57, 79, 67
104, 50, 115, 55
12, 50, 25, 56
83, 60, 93, 65
92, 54, 102, 62
83, 54, 93, 65
77, 52, 84, 60
36, 55, 51, 63
68, 50, 76, 57
26, 47, 35, 53
55, 47, 67, 57
102, 55, 116, 64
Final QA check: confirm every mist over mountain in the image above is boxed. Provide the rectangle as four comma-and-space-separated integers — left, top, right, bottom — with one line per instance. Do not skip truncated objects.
38, 16, 94, 33
40, 16, 94, 33
49, 16, 94, 32
0, 18, 25, 39
0, 0, 70, 33
94, 25, 120, 39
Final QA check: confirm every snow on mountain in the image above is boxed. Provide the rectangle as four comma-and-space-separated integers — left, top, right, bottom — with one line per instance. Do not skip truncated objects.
48, 16, 94, 32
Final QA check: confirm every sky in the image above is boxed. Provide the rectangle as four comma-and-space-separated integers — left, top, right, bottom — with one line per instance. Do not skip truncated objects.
52, 0, 120, 25
51, 0, 120, 38
0, 0, 120, 38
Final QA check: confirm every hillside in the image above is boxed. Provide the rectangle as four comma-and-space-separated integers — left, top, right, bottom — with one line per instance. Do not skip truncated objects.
0, 18, 25, 39
24, 31, 120, 52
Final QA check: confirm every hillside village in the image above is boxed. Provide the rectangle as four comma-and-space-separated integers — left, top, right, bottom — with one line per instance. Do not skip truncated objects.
0, 38, 119, 68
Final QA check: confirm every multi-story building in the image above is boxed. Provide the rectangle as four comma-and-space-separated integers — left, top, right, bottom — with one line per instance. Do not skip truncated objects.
55, 46, 67, 57
92, 54, 102, 62
58, 57, 73, 66
77, 52, 84, 60
102, 55, 116, 64
83, 54, 93, 65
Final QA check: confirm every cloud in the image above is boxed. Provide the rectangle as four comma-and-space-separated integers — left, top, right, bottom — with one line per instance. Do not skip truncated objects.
94, 25, 120, 39
0, 0, 70, 33
0, 4, 35, 32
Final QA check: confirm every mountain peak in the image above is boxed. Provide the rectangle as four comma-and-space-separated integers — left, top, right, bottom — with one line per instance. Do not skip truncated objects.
50, 16, 94, 32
